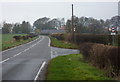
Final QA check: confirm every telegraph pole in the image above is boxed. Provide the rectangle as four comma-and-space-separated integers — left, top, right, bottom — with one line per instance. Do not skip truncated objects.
72, 4, 74, 43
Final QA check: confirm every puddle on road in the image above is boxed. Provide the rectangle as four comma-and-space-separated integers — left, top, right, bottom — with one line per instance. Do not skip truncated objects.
51, 47, 80, 59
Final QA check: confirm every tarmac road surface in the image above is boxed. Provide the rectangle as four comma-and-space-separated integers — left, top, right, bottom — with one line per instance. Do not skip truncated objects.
0, 35, 79, 81
1, 36, 51, 80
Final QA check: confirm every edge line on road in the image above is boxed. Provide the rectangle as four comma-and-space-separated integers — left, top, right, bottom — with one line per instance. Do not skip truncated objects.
48, 37, 51, 47
0, 36, 45, 63
34, 61, 46, 81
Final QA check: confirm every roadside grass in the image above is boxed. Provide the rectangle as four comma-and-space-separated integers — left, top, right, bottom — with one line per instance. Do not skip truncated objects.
46, 54, 113, 80
1, 34, 38, 51
50, 36, 78, 49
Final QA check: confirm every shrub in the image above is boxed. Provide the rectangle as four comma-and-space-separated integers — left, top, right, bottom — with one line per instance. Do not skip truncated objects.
27, 35, 34, 38
51, 33, 119, 46
51, 33, 65, 40
80, 43, 120, 77
79, 43, 94, 61
13, 34, 38, 41
117, 35, 120, 46
64, 33, 73, 42
66, 34, 110, 45
22, 36, 29, 40
107, 47, 120, 76
13, 36, 22, 41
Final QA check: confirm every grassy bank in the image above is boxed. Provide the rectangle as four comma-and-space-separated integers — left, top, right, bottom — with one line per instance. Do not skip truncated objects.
1, 34, 38, 51
47, 54, 112, 80
50, 36, 78, 49
47, 36, 113, 80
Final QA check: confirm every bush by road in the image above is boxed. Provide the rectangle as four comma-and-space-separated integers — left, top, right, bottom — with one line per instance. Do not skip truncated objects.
80, 43, 120, 79
1, 34, 38, 51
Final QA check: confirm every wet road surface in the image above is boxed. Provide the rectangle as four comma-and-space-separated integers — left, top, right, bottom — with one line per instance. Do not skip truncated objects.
1, 36, 79, 81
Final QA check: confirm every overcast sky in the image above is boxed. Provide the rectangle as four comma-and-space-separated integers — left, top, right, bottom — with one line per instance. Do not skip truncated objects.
0, 1, 118, 25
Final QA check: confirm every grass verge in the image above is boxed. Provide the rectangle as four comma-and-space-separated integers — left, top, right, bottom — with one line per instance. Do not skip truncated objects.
1, 34, 38, 51
46, 54, 113, 80
50, 36, 78, 49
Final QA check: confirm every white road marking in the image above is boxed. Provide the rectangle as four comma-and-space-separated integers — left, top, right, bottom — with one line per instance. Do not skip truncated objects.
0, 58, 10, 63
50, 47, 58, 59
0, 36, 45, 63
34, 61, 46, 81
48, 37, 51, 47
12, 52, 22, 57
50, 47, 53, 59
1, 36, 41, 53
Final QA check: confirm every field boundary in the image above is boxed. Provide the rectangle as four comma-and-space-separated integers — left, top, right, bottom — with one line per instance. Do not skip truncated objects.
1, 36, 41, 53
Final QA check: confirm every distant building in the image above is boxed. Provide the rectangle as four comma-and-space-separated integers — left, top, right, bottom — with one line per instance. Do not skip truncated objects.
40, 29, 66, 35
59, 27, 65, 30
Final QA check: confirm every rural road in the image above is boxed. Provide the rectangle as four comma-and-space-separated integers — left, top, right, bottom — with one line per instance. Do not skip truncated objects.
1, 36, 51, 81
0, 35, 79, 81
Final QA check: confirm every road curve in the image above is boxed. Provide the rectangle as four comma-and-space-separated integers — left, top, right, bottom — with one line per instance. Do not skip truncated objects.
1, 36, 51, 80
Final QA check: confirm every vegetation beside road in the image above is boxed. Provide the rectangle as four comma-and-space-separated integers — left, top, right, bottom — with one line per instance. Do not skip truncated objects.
1, 34, 38, 51
50, 36, 78, 49
50, 34, 120, 79
80, 43, 120, 79
47, 36, 115, 80
51, 33, 120, 46
47, 54, 112, 80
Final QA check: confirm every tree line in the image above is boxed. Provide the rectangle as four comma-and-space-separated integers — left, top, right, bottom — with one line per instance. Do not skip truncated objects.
65, 15, 120, 34
33, 17, 65, 30
2, 21, 32, 34
1, 16, 119, 34
1, 17, 65, 34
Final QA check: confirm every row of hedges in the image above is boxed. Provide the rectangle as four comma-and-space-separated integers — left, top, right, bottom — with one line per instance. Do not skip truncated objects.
65, 34, 120, 46
80, 43, 120, 77
51, 33, 65, 41
50, 33, 120, 78
117, 35, 120, 46
51, 33, 120, 46
13, 34, 38, 41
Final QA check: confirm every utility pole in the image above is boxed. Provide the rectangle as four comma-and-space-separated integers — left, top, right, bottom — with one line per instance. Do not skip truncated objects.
72, 4, 74, 43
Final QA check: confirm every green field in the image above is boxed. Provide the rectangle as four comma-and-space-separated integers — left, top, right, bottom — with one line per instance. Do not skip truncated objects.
47, 54, 112, 80
0, 34, 38, 51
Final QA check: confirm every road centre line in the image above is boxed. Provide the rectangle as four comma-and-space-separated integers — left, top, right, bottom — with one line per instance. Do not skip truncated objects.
0, 36, 45, 63
0, 58, 10, 63
34, 37, 50, 81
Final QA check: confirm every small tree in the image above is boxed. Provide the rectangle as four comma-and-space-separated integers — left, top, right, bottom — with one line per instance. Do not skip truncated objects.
12, 23, 21, 34
2, 22, 12, 34
35, 28, 40, 35
21, 21, 31, 34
